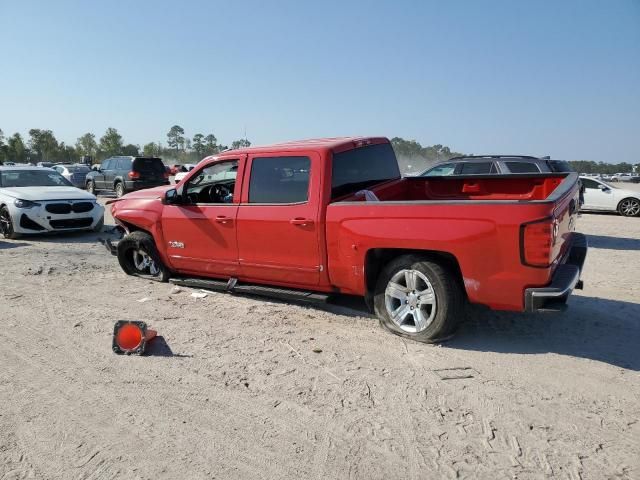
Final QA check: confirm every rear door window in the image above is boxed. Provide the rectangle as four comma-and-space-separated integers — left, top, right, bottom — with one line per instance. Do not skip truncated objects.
581, 178, 601, 189
458, 162, 496, 174
505, 162, 540, 173
331, 143, 400, 199
249, 156, 310, 203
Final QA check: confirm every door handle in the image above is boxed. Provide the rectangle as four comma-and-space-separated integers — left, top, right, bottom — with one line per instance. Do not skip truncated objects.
290, 217, 313, 226
215, 215, 232, 224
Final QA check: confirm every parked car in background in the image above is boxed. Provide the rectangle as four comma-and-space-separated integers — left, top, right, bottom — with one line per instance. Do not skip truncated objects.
168, 164, 188, 175
0, 166, 104, 238
85, 156, 170, 197
108, 137, 586, 343
173, 163, 197, 183
53, 164, 91, 189
580, 176, 640, 217
36, 162, 54, 168
419, 155, 574, 176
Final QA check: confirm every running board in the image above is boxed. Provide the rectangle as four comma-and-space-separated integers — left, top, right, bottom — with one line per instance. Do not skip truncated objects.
169, 277, 330, 304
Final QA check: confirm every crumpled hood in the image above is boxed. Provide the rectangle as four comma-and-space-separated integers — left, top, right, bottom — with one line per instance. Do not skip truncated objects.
0, 186, 97, 201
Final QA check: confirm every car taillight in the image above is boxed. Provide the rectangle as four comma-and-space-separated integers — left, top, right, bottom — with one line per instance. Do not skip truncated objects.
128, 171, 141, 179
521, 218, 556, 267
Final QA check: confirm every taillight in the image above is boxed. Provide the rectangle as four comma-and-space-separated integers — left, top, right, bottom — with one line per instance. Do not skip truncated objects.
521, 218, 556, 267
128, 171, 141, 179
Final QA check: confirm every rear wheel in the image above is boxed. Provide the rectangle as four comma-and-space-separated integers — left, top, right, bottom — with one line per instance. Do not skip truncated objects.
0, 206, 20, 239
86, 180, 96, 195
618, 198, 640, 217
115, 182, 125, 198
117, 231, 169, 282
374, 255, 464, 343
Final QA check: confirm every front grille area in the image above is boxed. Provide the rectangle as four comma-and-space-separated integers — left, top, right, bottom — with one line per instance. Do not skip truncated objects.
70, 202, 94, 213
49, 218, 93, 229
45, 202, 94, 214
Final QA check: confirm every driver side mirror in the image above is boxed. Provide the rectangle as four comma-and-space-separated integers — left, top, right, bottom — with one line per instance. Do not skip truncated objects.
164, 188, 181, 205
598, 184, 609, 191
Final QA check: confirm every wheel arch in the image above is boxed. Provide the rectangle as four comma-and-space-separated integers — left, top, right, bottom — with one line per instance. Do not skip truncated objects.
364, 248, 466, 303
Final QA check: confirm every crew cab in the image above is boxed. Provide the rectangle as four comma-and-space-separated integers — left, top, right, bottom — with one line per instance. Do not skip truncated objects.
107, 137, 587, 342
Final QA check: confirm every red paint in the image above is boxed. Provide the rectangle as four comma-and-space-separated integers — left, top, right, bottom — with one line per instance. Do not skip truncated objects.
109, 137, 581, 312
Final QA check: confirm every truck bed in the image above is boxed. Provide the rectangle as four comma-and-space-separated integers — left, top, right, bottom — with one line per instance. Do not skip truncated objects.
326, 173, 580, 311
338, 173, 569, 203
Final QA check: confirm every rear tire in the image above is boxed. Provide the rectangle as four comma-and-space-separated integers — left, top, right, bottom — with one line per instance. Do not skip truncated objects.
0, 206, 20, 239
618, 198, 640, 217
374, 255, 464, 343
115, 182, 125, 198
86, 180, 96, 195
117, 231, 169, 282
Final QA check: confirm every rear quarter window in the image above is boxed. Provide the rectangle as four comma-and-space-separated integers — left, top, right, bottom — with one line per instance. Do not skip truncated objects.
249, 156, 310, 203
116, 158, 131, 169
548, 160, 574, 172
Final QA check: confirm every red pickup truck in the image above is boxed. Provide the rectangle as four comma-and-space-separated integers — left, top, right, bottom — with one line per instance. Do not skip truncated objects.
108, 137, 587, 342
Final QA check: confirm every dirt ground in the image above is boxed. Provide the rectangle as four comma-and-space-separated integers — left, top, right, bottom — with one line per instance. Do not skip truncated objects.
1, 191, 639, 479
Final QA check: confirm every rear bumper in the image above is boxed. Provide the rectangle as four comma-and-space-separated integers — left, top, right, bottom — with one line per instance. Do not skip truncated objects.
524, 233, 588, 312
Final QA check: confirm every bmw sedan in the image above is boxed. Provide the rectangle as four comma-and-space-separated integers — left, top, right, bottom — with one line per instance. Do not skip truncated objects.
0, 166, 104, 239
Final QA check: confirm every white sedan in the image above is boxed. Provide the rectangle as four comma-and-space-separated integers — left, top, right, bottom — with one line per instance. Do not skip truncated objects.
173, 163, 197, 183
580, 176, 640, 217
0, 166, 105, 239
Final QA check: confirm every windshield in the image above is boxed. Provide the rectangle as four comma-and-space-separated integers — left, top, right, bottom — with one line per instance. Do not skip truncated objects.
0, 169, 73, 188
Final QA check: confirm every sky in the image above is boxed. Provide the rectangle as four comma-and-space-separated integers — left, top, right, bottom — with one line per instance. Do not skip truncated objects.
0, 0, 639, 163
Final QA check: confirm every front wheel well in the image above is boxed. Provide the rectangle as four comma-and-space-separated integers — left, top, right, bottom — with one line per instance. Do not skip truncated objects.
364, 248, 465, 301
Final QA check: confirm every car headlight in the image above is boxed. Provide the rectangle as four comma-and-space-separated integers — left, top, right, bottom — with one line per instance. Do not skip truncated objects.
14, 199, 41, 209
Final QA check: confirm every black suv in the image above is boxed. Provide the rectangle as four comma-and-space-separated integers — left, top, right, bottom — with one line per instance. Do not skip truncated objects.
86, 156, 169, 197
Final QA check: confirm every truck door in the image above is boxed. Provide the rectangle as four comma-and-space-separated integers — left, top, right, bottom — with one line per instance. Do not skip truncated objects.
160, 158, 243, 276
237, 153, 321, 286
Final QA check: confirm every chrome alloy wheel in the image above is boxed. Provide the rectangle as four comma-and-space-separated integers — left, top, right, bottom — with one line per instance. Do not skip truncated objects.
620, 198, 640, 216
132, 249, 160, 276
384, 269, 437, 333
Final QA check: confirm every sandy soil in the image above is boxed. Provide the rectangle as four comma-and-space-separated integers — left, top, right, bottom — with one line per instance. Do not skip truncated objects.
1, 193, 639, 479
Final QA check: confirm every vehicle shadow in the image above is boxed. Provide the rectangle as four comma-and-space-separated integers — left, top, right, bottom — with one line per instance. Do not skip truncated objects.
0, 241, 30, 250
586, 234, 640, 250
449, 295, 640, 371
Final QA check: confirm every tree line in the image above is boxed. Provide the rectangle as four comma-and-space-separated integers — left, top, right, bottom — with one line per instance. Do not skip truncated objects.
2, 127, 636, 172
0, 125, 251, 165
